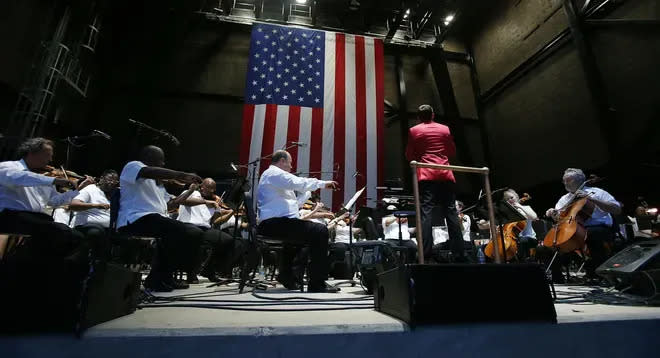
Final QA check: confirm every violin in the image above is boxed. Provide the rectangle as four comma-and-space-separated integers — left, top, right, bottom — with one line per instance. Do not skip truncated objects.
33, 165, 89, 191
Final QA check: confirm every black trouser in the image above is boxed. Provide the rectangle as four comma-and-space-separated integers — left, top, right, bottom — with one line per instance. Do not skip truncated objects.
419, 180, 463, 259
119, 214, 203, 278
74, 224, 112, 261
329, 242, 351, 279
385, 239, 418, 263
537, 225, 615, 280
257, 217, 329, 286
192, 227, 235, 275
0, 209, 85, 261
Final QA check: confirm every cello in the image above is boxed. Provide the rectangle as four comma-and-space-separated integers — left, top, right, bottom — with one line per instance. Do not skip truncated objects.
484, 193, 531, 261
542, 179, 596, 253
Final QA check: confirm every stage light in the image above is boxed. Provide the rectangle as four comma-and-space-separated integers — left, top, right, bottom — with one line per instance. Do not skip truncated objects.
403, 9, 410, 19
230, 162, 238, 172
296, 0, 308, 4
444, 21, 449, 26
445, 14, 454, 22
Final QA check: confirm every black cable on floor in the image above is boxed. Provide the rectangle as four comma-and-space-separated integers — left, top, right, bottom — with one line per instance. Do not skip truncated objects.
251, 291, 373, 302
137, 303, 374, 312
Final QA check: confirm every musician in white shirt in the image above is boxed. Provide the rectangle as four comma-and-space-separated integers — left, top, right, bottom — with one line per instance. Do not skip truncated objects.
176, 178, 236, 283
117, 145, 203, 292
257, 150, 338, 293
502, 189, 537, 260
0, 138, 93, 261
69, 170, 119, 260
542, 168, 621, 281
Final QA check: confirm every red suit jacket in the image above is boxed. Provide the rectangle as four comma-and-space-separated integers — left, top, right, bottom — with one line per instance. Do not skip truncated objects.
405, 121, 456, 182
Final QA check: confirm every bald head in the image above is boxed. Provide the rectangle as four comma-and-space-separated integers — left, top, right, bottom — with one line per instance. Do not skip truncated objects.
200, 178, 216, 198
139, 145, 165, 167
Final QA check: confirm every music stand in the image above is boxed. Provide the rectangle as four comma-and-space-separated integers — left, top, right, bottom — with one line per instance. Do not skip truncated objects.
333, 188, 365, 288
393, 210, 416, 264
477, 198, 526, 262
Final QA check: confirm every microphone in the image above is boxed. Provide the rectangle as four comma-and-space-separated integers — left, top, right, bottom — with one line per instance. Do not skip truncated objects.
353, 171, 360, 178
91, 129, 111, 140
290, 141, 307, 147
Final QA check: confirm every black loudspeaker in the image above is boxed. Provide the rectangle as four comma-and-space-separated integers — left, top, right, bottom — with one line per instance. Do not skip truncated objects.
596, 240, 660, 297
79, 262, 141, 331
374, 264, 557, 326
352, 241, 399, 293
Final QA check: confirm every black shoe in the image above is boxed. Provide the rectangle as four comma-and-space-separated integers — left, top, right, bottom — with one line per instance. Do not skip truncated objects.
165, 277, 190, 290
186, 274, 199, 284
144, 277, 174, 292
201, 272, 221, 283
277, 275, 302, 291
308, 282, 340, 293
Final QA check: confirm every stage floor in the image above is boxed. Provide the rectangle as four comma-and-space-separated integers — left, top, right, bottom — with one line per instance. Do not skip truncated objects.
86, 278, 660, 338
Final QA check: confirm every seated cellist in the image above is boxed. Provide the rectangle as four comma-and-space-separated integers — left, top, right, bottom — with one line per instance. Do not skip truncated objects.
538, 168, 621, 283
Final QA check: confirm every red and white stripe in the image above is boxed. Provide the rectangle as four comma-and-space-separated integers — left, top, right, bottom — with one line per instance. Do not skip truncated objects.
240, 31, 384, 212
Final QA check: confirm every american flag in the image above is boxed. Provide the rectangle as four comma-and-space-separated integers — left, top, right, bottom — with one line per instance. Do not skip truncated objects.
239, 23, 384, 211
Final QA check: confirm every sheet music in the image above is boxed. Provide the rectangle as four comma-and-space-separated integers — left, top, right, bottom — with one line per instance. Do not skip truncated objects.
344, 186, 366, 211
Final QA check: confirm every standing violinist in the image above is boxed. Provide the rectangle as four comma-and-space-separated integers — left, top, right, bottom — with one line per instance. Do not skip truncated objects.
541, 168, 621, 282
0, 137, 94, 263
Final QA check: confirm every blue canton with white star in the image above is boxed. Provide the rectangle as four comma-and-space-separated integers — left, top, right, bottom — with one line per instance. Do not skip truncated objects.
245, 24, 325, 108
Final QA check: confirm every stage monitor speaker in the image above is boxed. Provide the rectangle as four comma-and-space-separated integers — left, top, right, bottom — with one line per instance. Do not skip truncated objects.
79, 262, 141, 331
596, 240, 660, 297
374, 263, 557, 326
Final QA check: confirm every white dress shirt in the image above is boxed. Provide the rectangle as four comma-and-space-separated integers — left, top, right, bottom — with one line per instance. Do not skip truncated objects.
118, 161, 172, 228
432, 215, 471, 245
177, 190, 215, 228
0, 159, 79, 214
382, 216, 411, 240
555, 186, 620, 227
257, 165, 332, 222
512, 204, 537, 239
71, 184, 111, 228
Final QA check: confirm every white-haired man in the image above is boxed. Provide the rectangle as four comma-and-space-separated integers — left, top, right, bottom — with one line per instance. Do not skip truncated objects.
542, 168, 621, 281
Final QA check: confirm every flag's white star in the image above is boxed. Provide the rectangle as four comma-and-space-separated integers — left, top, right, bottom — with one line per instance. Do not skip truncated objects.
316, 47, 321, 51
257, 28, 263, 32
307, 90, 312, 95
256, 40, 261, 45
302, 33, 307, 38
267, 80, 273, 85
276, 73, 282, 78
283, 95, 288, 100
309, 39, 313, 44
251, 94, 257, 100
292, 63, 298, 67
254, 54, 260, 58
288, 31, 292, 35
298, 97, 304, 102
252, 80, 257, 85
278, 48, 283, 52
284, 68, 290, 73
284, 82, 289, 86
259, 87, 265, 92
302, 45, 306, 49
268, 67, 274, 72
308, 77, 313, 82
264, 35, 269, 39
309, 51, 313, 56
291, 89, 296, 94
263, 47, 268, 52
260, 74, 266, 78
262, 60, 267, 65
308, 64, 313, 69
293, 50, 298, 55
294, 38, 299, 42
270, 54, 275, 58
279, 36, 284, 40
301, 57, 306, 61
253, 66, 258, 72
272, 29, 277, 33
316, 59, 321, 63
315, 98, 320, 103
286, 55, 291, 60
287, 42, 292, 47
315, 71, 320, 76
316, 35, 321, 39
315, 84, 320, 89
266, 94, 272, 99
300, 69, 305, 74
275, 88, 280, 92
271, 41, 276, 46
292, 76, 297, 80
277, 60, 282, 65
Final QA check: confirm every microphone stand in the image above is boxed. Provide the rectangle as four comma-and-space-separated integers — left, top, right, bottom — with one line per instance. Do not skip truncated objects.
128, 119, 180, 146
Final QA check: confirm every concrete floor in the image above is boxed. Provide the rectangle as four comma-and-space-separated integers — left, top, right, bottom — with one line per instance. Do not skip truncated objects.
85, 279, 660, 337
